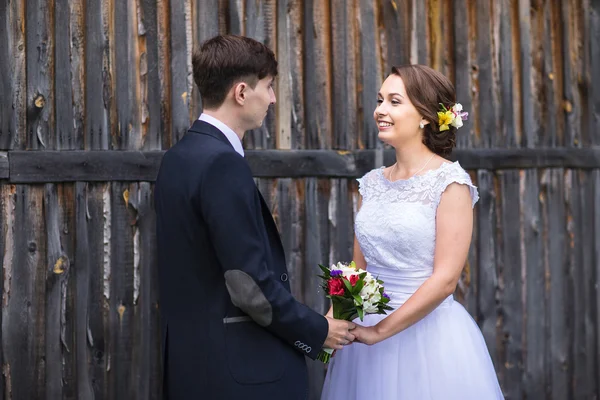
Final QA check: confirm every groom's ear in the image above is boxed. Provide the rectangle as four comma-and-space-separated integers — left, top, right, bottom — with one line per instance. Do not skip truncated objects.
233, 82, 248, 106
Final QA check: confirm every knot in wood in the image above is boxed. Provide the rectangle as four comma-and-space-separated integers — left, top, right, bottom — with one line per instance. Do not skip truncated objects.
34, 95, 45, 109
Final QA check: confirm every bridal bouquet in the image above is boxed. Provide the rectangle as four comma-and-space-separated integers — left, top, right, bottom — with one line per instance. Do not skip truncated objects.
317, 261, 393, 363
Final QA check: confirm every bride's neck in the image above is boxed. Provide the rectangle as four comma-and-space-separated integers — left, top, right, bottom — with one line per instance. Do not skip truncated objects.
393, 142, 435, 175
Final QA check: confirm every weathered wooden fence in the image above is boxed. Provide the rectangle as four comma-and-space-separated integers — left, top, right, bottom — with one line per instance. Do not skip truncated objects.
1, 1, 599, 399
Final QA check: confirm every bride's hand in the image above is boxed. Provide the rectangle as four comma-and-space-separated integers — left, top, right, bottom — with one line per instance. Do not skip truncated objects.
353, 325, 383, 346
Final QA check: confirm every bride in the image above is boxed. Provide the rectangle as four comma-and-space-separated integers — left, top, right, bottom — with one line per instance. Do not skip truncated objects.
320, 65, 504, 399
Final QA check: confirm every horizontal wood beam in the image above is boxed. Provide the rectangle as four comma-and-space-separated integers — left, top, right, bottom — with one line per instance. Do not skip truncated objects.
5, 148, 600, 183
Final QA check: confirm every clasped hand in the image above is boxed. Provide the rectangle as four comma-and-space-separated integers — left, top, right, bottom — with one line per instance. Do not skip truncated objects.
324, 316, 384, 350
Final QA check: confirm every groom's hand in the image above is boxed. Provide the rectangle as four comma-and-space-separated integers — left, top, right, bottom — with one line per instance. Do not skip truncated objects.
324, 317, 356, 350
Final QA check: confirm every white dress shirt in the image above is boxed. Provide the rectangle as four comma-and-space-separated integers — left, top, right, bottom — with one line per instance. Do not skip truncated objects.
198, 114, 244, 157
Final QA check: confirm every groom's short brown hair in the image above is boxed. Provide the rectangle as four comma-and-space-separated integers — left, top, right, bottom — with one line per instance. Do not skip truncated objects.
192, 35, 278, 109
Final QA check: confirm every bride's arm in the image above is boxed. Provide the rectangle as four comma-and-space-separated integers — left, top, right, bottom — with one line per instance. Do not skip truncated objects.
326, 195, 367, 318
354, 183, 473, 345
352, 195, 367, 270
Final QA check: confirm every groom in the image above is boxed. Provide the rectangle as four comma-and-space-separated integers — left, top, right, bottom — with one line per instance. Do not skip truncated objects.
154, 35, 356, 399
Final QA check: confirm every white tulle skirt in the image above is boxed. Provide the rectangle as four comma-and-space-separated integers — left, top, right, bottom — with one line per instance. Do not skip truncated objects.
321, 298, 504, 400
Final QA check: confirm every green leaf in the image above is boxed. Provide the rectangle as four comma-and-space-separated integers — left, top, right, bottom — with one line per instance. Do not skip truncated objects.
353, 294, 363, 305
342, 277, 353, 293
318, 264, 331, 276
357, 307, 364, 321
354, 280, 365, 293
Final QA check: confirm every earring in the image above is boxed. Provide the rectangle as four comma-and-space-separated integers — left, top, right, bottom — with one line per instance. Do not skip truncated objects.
419, 122, 424, 129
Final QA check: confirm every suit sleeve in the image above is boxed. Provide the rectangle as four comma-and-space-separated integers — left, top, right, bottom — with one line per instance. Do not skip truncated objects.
198, 151, 328, 359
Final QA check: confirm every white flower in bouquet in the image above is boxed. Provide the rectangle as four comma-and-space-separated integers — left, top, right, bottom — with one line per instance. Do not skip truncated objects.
332, 262, 359, 278
362, 300, 379, 314
359, 279, 379, 298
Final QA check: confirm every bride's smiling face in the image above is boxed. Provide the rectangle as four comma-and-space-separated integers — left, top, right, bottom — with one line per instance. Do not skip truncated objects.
374, 74, 427, 147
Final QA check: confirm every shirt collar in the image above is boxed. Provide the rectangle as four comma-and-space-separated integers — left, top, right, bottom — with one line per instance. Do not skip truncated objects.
198, 114, 244, 157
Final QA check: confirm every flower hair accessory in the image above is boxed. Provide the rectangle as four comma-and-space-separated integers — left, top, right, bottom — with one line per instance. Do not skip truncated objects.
437, 103, 468, 131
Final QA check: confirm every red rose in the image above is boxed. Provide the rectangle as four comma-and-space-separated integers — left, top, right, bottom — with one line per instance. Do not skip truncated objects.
349, 275, 359, 286
328, 278, 345, 296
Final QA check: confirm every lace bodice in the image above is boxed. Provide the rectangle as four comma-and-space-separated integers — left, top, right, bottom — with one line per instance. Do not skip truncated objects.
355, 161, 478, 279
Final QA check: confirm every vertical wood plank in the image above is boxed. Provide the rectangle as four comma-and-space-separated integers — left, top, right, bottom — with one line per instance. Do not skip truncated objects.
380, 0, 409, 69
114, 0, 142, 150
157, 0, 173, 149
2, 186, 46, 399
498, 170, 523, 399
57, 184, 77, 400
561, 0, 582, 147
228, 0, 244, 35
92, 183, 113, 399
328, 180, 353, 266
591, 0, 600, 146
73, 183, 95, 400
139, 0, 163, 150
0, 185, 14, 397
357, 0, 381, 150
580, 0, 592, 148
594, 169, 600, 394
0, 0, 26, 150
540, 169, 569, 400
453, 0, 474, 148
427, 0, 444, 73
567, 169, 592, 397
476, 170, 500, 369
55, 0, 85, 150
193, 0, 220, 117
541, 0, 560, 147
44, 184, 72, 399
549, 0, 566, 146
304, 178, 330, 400
411, 0, 427, 66
521, 170, 546, 399
85, 0, 112, 150
275, 0, 293, 150
169, 0, 193, 143
304, 0, 332, 149
563, 169, 578, 399
529, 1, 547, 148
574, 170, 598, 397
129, 183, 161, 400
497, 0, 517, 148
331, 0, 357, 149
0, 184, 7, 396
517, 0, 538, 148
107, 182, 135, 399
474, 0, 497, 148
275, 0, 304, 149
26, 0, 54, 150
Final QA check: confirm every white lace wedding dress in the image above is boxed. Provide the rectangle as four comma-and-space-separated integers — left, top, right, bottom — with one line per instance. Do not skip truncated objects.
321, 161, 504, 399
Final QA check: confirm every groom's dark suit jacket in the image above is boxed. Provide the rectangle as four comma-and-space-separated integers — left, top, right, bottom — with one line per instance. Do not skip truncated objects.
154, 120, 329, 399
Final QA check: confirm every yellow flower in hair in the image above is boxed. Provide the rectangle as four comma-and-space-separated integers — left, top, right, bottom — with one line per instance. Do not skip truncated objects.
437, 110, 454, 132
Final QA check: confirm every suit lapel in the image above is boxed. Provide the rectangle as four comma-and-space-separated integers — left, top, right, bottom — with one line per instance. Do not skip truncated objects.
257, 190, 286, 264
